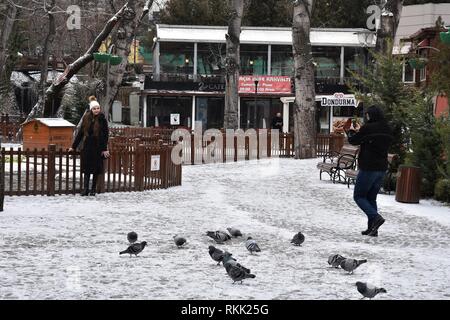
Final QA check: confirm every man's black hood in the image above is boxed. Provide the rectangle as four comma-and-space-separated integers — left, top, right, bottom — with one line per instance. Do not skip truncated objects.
366, 105, 385, 123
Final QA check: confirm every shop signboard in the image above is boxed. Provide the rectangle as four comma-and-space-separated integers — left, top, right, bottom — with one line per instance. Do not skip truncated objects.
238, 76, 292, 94
321, 92, 357, 107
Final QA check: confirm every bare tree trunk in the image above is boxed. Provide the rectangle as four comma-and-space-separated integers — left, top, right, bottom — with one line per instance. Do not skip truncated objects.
224, 0, 244, 130
39, 0, 56, 114
0, 3, 17, 76
292, 0, 316, 159
101, 0, 153, 123
375, 0, 403, 55
0, 3, 18, 114
21, 2, 130, 128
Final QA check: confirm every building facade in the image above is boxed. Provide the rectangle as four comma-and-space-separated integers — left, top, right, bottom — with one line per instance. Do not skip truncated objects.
140, 25, 376, 133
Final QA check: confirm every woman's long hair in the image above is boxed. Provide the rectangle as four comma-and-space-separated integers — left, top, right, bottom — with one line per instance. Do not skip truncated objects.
81, 96, 101, 137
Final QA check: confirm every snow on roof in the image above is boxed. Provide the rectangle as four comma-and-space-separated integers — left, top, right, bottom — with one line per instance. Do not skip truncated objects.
156, 24, 376, 47
393, 42, 412, 55
31, 118, 76, 127
10, 71, 79, 87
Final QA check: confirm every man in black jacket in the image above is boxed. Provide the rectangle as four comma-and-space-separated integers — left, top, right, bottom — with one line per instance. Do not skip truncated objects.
272, 113, 283, 131
346, 105, 393, 237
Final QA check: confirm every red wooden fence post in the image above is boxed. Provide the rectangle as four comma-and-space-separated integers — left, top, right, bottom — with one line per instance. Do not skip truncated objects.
47, 144, 56, 196
134, 144, 145, 191
190, 133, 195, 165
0, 145, 4, 211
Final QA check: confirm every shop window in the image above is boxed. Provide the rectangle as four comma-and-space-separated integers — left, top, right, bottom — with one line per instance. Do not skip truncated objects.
344, 47, 366, 78
196, 97, 224, 130
271, 45, 294, 76
147, 96, 192, 128
160, 42, 194, 75
240, 98, 282, 130
241, 44, 268, 75
312, 46, 341, 80
197, 43, 226, 76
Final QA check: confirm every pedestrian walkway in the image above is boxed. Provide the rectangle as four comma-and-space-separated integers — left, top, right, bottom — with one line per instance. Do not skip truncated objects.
1, 158, 449, 299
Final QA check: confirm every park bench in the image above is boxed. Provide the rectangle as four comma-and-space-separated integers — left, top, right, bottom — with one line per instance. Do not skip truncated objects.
345, 153, 399, 194
316, 144, 359, 183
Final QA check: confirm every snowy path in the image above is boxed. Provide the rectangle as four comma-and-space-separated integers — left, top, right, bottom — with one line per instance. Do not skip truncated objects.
1, 158, 449, 300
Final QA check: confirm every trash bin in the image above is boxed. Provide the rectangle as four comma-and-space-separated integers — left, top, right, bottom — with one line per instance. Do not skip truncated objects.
395, 165, 421, 203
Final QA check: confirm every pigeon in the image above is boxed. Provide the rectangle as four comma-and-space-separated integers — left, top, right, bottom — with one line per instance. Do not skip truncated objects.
225, 262, 256, 284
208, 245, 225, 265
119, 241, 147, 257
356, 282, 387, 299
127, 231, 138, 244
222, 251, 251, 274
206, 231, 231, 244
227, 227, 242, 237
173, 235, 186, 248
245, 237, 261, 254
340, 258, 367, 274
328, 254, 347, 268
291, 232, 305, 246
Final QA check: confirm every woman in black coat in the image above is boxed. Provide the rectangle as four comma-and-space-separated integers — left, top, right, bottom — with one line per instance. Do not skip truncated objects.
69, 96, 110, 196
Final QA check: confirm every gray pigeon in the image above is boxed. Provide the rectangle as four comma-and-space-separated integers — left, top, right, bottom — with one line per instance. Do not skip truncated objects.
340, 258, 367, 274
127, 231, 138, 244
328, 254, 347, 268
206, 231, 231, 244
208, 245, 225, 265
227, 227, 242, 237
291, 232, 305, 246
245, 237, 261, 254
356, 282, 387, 299
224, 257, 256, 284
173, 235, 186, 248
222, 252, 251, 274
119, 241, 147, 257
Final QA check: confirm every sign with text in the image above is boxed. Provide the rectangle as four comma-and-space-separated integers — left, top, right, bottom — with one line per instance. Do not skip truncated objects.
170, 113, 180, 125
151, 155, 160, 171
239, 76, 292, 94
321, 93, 357, 107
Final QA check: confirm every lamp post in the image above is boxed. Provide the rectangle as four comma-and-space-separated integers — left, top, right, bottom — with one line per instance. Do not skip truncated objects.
254, 80, 259, 129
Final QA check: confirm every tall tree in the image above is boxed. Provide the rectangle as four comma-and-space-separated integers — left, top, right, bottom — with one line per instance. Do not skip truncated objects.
292, 0, 316, 159
223, 0, 243, 129
38, 0, 56, 112
0, 2, 18, 114
376, 0, 404, 55
0, 2, 17, 76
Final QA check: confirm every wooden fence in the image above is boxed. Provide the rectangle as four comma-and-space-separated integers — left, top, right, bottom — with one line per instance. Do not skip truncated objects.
0, 143, 181, 197
108, 129, 343, 163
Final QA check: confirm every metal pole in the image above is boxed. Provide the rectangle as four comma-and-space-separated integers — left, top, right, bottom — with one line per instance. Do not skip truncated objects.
254, 80, 258, 129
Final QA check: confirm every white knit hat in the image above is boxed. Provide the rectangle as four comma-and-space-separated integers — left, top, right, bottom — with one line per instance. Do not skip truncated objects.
89, 100, 100, 110
88, 96, 100, 110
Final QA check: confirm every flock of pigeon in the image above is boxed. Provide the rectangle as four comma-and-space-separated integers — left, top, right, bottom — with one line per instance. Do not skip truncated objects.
119, 229, 386, 299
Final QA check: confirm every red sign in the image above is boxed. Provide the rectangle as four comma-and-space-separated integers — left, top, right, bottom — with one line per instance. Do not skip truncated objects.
239, 76, 291, 94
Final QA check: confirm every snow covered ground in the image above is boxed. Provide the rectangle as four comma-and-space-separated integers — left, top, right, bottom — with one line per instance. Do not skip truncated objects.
1, 157, 449, 300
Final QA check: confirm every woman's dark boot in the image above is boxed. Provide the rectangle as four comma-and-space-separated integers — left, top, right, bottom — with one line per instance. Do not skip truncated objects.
90, 174, 97, 196
361, 217, 374, 235
81, 174, 90, 196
